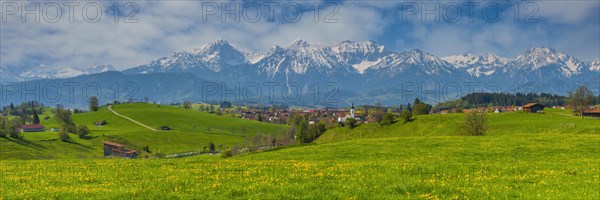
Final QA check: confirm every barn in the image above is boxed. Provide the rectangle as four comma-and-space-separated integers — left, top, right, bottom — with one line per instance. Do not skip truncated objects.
103, 141, 138, 158
522, 103, 545, 113
582, 108, 600, 117
19, 124, 46, 132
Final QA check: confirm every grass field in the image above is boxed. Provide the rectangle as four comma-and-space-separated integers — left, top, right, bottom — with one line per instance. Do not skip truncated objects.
317, 108, 600, 143
1, 106, 599, 198
0, 103, 287, 159
1, 133, 598, 199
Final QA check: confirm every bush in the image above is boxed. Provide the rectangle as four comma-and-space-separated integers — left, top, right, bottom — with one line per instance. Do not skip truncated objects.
379, 113, 395, 126
239, 147, 250, 154
58, 129, 71, 141
152, 149, 165, 158
462, 111, 489, 136
77, 125, 89, 138
9, 131, 23, 140
345, 117, 357, 129
63, 124, 77, 133
221, 149, 233, 158
400, 110, 412, 124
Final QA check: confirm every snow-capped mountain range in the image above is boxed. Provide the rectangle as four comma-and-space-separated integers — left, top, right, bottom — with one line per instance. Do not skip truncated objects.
5, 65, 117, 81
2, 39, 598, 107
4, 39, 597, 82
124, 39, 597, 79
124, 39, 597, 90
442, 53, 510, 77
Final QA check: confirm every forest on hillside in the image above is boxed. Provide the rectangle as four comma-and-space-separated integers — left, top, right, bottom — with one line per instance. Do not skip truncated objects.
435, 92, 600, 110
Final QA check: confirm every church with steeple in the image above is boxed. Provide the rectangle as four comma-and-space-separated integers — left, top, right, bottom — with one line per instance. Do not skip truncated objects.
337, 103, 360, 123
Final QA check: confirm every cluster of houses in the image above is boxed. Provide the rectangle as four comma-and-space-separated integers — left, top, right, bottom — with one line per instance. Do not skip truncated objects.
237, 104, 364, 124
439, 103, 547, 114
437, 103, 600, 116
235, 102, 600, 123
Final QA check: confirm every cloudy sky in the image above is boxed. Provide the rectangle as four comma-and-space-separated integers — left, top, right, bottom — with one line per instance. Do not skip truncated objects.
1, 0, 599, 72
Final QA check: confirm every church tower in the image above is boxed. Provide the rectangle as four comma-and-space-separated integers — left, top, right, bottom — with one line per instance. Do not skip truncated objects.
351, 103, 355, 118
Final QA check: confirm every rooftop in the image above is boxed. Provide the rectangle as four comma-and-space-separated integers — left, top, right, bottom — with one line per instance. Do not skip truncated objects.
103, 141, 126, 148
522, 103, 544, 108
20, 124, 45, 129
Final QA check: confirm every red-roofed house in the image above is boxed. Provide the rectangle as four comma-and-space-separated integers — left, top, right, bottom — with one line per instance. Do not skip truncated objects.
19, 124, 45, 132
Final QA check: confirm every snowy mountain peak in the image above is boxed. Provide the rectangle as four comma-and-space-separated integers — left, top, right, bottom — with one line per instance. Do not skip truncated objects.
407, 48, 424, 54
515, 48, 580, 68
203, 39, 236, 52
590, 59, 600, 72
287, 38, 310, 51
509, 47, 585, 77
403, 49, 439, 63
441, 53, 509, 77
527, 47, 552, 53
332, 40, 386, 55
17, 64, 119, 80
266, 45, 285, 55
442, 54, 479, 69
88, 64, 117, 73
182, 39, 237, 55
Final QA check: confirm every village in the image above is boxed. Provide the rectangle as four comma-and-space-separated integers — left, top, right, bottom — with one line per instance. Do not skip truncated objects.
231, 103, 600, 124
3, 92, 599, 160
13, 102, 600, 135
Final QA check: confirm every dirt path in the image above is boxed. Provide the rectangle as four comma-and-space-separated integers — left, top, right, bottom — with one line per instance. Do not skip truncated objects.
108, 105, 157, 131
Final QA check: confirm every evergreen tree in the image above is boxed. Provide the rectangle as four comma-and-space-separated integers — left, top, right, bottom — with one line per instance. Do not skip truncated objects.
209, 141, 216, 153
414, 98, 421, 105
89, 96, 99, 111
32, 109, 40, 124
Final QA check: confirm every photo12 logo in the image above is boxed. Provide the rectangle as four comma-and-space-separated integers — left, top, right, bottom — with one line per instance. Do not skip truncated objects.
399, 1, 539, 23
200, 1, 339, 23
1, 1, 139, 23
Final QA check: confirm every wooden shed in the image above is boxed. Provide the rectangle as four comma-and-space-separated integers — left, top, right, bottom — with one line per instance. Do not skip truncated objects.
103, 141, 138, 158
522, 103, 545, 113
582, 108, 600, 117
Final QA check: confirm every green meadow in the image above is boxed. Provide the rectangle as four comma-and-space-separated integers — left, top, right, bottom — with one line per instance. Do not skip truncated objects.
1, 105, 599, 199
0, 103, 286, 159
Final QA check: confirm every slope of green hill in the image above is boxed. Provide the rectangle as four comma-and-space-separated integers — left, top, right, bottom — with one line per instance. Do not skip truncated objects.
317, 108, 599, 144
0, 103, 287, 159
2, 133, 598, 199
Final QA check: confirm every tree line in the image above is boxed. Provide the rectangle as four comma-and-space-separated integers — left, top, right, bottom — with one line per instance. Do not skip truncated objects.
435, 92, 600, 110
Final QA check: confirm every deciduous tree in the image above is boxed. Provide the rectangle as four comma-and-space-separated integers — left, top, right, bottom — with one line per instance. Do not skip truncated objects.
569, 86, 594, 119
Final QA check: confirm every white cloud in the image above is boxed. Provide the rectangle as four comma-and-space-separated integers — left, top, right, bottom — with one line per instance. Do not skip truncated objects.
1, 0, 598, 74
1, 1, 388, 71
535, 1, 600, 24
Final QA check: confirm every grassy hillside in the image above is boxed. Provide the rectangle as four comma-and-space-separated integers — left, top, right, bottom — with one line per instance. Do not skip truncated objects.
1, 105, 598, 198
317, 108, 599, 143
2, 133, 598, 199
0, 103, 287, 159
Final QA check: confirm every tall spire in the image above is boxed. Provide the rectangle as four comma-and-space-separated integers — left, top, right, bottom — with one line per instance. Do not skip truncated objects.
351, 103, 355, 118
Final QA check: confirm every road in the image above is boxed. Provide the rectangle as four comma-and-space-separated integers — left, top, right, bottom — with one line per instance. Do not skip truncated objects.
108, 105, 157, 131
